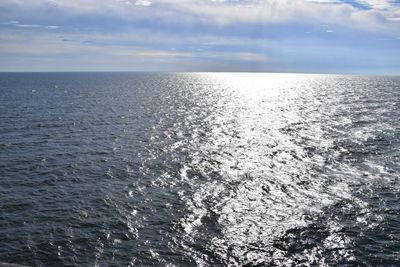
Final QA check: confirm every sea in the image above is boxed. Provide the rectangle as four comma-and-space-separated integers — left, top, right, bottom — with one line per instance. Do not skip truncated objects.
0, 72, 399, 266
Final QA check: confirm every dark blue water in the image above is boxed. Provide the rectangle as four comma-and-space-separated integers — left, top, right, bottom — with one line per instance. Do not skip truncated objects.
0, 72, 399, 266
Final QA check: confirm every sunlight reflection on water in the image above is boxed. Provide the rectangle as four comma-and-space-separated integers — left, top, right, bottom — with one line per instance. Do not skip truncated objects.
0, 73, 399, 266
157, 73, 399, 266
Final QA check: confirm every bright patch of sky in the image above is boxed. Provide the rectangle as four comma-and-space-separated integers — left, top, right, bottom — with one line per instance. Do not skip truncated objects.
0, 0, 399, 74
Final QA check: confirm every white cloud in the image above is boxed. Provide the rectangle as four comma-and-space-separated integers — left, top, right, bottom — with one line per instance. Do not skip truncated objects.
0, 20, 20, 25
14, 24, 42, 28
1, 20, 60, 29
134, 50, 191, 57
162, 0, 400, 31
1, 0, 399, 33
135, 0, 152, 6
356, 0, 397, 10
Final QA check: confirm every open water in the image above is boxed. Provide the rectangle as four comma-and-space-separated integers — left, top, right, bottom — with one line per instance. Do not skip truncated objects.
0, 73, 399, 266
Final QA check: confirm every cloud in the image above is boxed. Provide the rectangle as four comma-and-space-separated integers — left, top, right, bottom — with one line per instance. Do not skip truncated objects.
0, 0, 399, 73
1, 0, 399, 32
134, 50, 192, 57
0, 20, 20, 25
135, 0, 152, 6
0, 20, 60, 29
356, 0, 398, 10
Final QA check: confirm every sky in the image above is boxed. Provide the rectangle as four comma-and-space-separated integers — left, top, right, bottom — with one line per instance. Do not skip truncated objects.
0, 0, 399, 74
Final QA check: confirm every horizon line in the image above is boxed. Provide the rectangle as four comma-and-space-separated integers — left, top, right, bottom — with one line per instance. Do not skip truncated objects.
0, 70, 399, 77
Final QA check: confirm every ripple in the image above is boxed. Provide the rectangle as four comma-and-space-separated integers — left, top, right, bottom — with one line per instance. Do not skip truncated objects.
0, 73, 399, 266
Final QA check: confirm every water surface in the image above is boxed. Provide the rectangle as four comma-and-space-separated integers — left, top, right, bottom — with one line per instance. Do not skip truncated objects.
0, 73, 399, 266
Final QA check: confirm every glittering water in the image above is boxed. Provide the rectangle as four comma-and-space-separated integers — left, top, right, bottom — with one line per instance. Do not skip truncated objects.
0, 73, 399, 266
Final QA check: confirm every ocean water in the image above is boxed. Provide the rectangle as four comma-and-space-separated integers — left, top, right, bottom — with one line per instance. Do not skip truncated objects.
0, 72, 399, 266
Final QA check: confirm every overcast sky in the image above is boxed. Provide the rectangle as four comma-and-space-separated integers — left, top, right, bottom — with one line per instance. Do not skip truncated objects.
0, 0, 399, 74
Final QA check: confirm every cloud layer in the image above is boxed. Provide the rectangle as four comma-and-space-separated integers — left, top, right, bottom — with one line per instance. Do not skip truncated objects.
0, 0, 399, 73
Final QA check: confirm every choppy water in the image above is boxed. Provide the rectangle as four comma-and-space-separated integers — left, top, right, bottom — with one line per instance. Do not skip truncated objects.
0, 73, 399, 266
